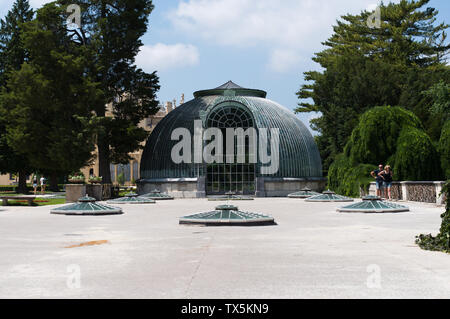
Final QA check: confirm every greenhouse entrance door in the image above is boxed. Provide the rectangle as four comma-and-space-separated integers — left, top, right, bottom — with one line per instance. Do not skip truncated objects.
205, 103, 256, 195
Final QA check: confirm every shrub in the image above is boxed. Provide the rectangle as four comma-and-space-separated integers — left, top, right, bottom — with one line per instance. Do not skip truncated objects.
393, 127, 441, 180
416, 181, 450, 253
68, 172, 85, 184
438, 120, 450, 179
117, 172, 125, 185
328, 154, 374, 197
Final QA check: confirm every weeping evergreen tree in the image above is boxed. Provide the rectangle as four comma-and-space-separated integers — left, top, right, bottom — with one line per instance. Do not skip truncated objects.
296, 0, 449, 174
394, 127, 441, 180
329, 106, 441, 196
344, 106, 423, 166
423, 80, 450, 178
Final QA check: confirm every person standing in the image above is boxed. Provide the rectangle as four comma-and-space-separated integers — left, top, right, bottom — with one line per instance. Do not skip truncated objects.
32, 175, 38, 195
371, 164, 384, 197
40, 176, 46, 195
380, 165, 393, 200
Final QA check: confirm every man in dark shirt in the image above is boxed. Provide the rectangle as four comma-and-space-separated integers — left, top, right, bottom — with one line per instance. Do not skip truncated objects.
371, 164, 384, 197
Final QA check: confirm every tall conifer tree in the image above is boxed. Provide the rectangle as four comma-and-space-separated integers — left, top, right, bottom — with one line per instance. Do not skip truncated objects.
0, 0, 34, 193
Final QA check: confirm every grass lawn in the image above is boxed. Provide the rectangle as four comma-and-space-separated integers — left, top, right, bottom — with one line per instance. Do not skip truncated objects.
0, 197, 65, 206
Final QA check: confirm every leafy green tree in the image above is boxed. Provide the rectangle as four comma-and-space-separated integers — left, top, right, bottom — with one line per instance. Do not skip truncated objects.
329, 106, 441, 196
0, 0, 34, 193
296, 0, 449, 174
0, 3, 100, 191
57, 0, 160, 184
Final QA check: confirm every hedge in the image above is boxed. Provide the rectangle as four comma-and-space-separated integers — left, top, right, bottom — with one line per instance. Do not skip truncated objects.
328, 154, 374, 197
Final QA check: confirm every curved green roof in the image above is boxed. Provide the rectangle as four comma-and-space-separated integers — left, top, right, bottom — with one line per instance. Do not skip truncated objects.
179, 204, 275, 226
141, 81, 322, 179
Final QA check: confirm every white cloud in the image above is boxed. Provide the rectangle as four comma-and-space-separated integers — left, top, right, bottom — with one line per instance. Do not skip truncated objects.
168, 0, 400, 72
29, 0, 53, 8
366, 3, 379, 11
135, 43, 199, 71
268, 49, 303, 73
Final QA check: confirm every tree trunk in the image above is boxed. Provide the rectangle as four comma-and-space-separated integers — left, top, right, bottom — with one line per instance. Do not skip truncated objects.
17, 170, 28, 194
49, 172, 59, 192
98, 138, 112, 184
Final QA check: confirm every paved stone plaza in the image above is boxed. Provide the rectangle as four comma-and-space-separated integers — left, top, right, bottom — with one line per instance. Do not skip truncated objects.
0, 198, 449, 298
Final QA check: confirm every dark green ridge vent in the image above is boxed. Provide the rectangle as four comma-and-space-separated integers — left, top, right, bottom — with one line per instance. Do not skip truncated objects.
207, 191, 254, 201
337, 197, 409, 213
305, 189, 353, 202
288, 187, 320, 198
193, 80, 267, 98
51, 195, 123, 215
106, 192, 155, 204
140, 189, 174, 200
179, 204, 275, 226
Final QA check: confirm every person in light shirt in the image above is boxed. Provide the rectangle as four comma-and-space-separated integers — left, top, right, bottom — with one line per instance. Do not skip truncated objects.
40, 176, 46, 195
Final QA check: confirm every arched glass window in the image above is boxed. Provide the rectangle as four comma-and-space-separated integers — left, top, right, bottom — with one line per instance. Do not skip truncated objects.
205, 103, 256, 195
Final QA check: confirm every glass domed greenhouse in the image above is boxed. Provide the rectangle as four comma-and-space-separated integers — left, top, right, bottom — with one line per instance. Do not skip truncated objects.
138, 81, 325, 197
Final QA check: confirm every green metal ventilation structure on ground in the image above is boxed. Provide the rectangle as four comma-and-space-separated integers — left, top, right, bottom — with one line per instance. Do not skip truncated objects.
207, 191, 254, 201
50, 195, 123, 215
179, 204, 275, 226
140, 189, 174, 200
305, 190, 354, 202
337, 196, 409, 213
288, 187, 320, 198
106, 192, 155, 204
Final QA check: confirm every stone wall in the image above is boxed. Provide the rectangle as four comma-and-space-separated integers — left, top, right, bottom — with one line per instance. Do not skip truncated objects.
137, 178, 203, 198
138, 177, 327, 198
256, 177, 327, 197
369, 181, 445, 205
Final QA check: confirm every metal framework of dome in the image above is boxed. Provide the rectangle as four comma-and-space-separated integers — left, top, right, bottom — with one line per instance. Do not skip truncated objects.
179, 204, 275, 226
305, 190, 354, 202
208, 191, 254, 201
288, 187, 320, 198
139, 80, 323, 197
50, 195, 123, 215
140, 189, 174, 200
106, 192, 155, 204
337, 196, 409, 213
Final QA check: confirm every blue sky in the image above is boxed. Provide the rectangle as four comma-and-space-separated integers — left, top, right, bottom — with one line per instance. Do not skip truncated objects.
1, 0, 449, 133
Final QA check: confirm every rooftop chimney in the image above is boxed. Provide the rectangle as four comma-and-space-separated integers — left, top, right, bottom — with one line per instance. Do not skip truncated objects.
165, 101, 173, 113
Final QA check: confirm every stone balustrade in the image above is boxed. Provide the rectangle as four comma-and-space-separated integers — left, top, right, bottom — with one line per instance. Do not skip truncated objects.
369, 181, 446, 205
